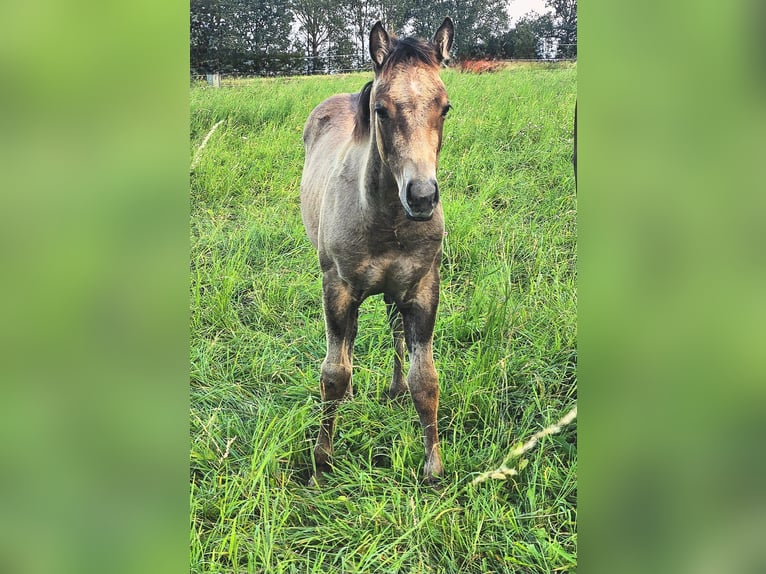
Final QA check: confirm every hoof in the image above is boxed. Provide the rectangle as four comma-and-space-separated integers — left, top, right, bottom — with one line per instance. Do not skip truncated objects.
424, 477, 444, 489
308, 466, 329, 488
308, 461, 331, 488
423, 457, 444, 486
423, 471, 444, 488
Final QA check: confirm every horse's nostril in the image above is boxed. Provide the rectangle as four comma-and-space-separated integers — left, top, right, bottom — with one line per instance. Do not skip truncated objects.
406, 179, 438, 213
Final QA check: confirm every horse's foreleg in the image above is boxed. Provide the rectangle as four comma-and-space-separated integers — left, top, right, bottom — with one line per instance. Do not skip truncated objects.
343, 303, 358, 400
400, 271, 444, 483
384, 293, 407, 399
313, 276, 358, 481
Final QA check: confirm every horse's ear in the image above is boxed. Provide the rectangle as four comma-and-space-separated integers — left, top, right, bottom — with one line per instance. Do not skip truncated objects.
369, 21, 390, 71
433, 17, 454, 63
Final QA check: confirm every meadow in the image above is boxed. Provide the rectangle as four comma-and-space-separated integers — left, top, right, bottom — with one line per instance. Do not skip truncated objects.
190, 62, 577, 573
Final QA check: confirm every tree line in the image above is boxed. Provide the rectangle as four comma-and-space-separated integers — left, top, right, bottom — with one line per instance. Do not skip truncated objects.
191, 0, 576, 76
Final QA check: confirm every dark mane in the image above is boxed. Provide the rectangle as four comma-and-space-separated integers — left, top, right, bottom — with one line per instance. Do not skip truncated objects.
352, 81, 373, 141
383, 36, 439, 72
352, 36, 439, 141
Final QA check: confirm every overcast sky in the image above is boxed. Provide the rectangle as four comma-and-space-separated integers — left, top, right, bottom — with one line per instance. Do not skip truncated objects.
507, 0, 551, 24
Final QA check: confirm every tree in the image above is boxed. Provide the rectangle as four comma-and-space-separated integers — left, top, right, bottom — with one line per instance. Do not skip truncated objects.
327, 33, 356, 73
189, 0, 561, 75
231, 0, 294, 73
545, 0, 577, 58
191, 0, 295, 74
345, 0, 376, 68
495, 27, 516, 58
291, 0, 333, 73
190, 0, 225, 73
373, 0, 411, 35
512, 17, 538, 59
439, 0, 509, 59
406, 2, 444, 39
490, 11, 554, 60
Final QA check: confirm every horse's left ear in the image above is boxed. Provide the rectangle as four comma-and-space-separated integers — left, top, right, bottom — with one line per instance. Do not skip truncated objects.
370, 21, 391, 72
433, 17, 454, 63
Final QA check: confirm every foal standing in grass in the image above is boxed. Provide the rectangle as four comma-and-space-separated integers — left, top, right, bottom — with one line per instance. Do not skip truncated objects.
300, 19, 455, 484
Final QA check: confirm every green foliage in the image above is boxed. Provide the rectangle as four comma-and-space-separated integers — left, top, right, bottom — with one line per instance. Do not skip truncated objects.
406, 0, 510, 59
191, 64, 577, 572
191, 0, 296, 74
512, 18, 540, 59
545, 0, 577, 58
191, 1, 578, 74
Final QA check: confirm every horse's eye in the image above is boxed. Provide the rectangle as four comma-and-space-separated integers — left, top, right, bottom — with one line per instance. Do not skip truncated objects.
374, 103, 389, 119
441, 104, 452, 118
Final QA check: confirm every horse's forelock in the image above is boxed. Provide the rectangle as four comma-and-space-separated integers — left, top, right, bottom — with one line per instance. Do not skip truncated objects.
382, 37, 440, 72
353, 37, 440, 141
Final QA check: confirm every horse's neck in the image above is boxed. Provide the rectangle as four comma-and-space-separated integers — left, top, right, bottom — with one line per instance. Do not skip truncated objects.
362, 133, 397, 208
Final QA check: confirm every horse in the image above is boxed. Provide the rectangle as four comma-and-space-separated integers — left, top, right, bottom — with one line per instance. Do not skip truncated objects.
300, 18, 455, 485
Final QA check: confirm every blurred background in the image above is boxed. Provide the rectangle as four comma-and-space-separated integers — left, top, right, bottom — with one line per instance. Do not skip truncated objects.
581, 1, 766, 572
0, 1, 189, 573
1, 0, 764, 572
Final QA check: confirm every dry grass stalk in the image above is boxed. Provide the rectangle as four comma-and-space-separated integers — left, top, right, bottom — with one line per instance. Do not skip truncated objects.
472, 406, 577, 485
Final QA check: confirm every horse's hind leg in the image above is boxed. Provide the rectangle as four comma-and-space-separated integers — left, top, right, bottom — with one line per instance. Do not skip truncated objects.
312, 275, 359, 482
384, 293, 407, 399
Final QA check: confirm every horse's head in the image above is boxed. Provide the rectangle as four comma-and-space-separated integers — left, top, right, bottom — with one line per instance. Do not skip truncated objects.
369, 18, 454, 221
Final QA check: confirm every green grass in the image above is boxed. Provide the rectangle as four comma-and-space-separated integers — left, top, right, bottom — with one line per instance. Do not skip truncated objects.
191, 63, 577, 573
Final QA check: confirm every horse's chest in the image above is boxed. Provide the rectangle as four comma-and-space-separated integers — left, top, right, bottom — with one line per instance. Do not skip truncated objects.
320, 214, 443, 296
339, 249, 436, 296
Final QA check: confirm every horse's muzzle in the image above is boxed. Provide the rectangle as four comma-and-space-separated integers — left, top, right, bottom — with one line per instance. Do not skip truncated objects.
403, 178, 439, 221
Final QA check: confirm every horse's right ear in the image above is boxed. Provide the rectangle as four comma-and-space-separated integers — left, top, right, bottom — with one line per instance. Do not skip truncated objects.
369, 21, 390, 72
433, 17, 455, 63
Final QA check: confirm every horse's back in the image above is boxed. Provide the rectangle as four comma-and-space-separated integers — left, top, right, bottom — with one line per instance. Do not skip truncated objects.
300, 93, 359, 247
302, 93, 358, 150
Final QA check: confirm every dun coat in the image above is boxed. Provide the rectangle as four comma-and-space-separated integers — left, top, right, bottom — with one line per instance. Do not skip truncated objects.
300, 18, 455, 484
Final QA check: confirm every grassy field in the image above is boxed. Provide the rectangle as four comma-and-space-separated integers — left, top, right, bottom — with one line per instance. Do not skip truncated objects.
190, 63, 577, 573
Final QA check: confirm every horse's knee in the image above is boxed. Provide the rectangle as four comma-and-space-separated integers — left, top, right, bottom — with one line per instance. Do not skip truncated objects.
320, 361, 352, 400
408, 362, 438, 399
410, 385, 438, 416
